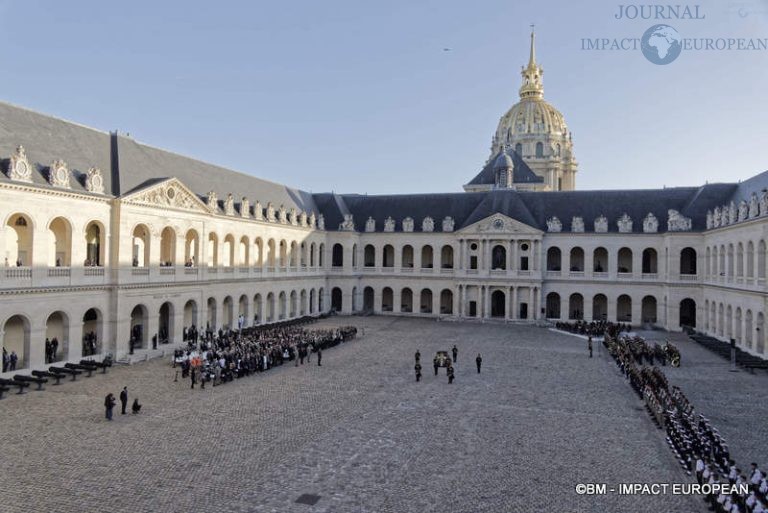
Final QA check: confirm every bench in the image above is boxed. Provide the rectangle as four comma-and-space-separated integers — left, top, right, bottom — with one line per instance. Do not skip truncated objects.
13, 374, 47, 391
0, 385, 9, 399
50, 365, 82, 381
0, 377, 30, 394
32, 369, 65, 386
65, 362, 97, 378
79, 359, 111, 374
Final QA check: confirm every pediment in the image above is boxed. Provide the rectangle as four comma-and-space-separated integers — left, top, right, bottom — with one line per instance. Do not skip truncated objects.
458, 213, 542, 235
121, 178, 209, 213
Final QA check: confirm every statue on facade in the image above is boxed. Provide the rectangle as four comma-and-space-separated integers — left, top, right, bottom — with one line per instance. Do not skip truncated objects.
546, 217, 562, 232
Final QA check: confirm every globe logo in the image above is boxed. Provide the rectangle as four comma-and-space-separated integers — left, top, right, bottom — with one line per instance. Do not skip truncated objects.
641, 24, 682, 65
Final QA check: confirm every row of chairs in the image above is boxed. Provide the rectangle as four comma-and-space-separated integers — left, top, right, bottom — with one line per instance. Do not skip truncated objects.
689, 333, 768, 373
0, 358, 112, 399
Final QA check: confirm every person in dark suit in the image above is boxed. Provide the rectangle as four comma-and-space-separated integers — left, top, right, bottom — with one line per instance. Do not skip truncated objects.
317, 348, 322, 366
588, 337, 593, 358
415, 363, 422, 382
452, 345, 458, 363
104, 393, 116, 421
131, 398, 142, 414
119, 387, 128, 414
447, 365, 454, 384
476, 354, 482, 373
415, 350, 420, 363
433, 357, 439, 376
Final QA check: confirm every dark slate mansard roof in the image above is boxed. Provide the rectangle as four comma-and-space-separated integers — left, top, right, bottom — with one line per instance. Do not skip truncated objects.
467, 147, 544, 185
0, 101, 318, 215
0, 100, 752, 232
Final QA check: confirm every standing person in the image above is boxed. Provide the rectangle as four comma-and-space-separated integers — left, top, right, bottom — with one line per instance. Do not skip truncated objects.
104, 393, 116, 421
588, 337, 593, 358
415, 350, 421, 363
9, 351, 17, 371
415, 362, 422, 382
119, 387, 128, 415
317, 347, 322, 366
476, 354, 482, 374
447, 365, 454, 384
190, 367, 197, 389
2, 347, 8, 373
452, 345, 458, 363
433, 356, 439, 376
306, 343, 312, 363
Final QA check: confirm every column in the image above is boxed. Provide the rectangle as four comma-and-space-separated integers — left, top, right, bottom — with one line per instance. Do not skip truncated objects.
536, 287, 542, 320
459, 240, 464, 270
484, 286, 491, 318
454, 285, 461, 317
560, 295, 569, 321
584, 295, 593, 321
529, 288, 536, 320
510, 286, 517, 320
511, 239, 517, 272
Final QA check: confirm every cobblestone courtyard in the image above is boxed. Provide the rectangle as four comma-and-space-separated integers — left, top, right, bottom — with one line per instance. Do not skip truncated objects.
1, 316, 765, 513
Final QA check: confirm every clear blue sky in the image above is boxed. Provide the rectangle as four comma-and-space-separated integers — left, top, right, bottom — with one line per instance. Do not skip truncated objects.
1, 0, 766, 194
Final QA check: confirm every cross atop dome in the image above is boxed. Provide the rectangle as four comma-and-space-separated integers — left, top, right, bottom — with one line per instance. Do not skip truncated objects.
519, 27, 544, 100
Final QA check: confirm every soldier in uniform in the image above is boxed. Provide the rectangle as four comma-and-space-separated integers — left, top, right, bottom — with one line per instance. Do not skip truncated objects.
476, 354, 482, 373
433, 356, 439, 376
452, 345, 458, 363
415, 350, 420, 363
415, 362, 422, 382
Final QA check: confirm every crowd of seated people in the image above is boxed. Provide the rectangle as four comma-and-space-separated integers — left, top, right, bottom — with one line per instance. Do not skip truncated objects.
174, 317, 358, 388
605, 331, 767, 512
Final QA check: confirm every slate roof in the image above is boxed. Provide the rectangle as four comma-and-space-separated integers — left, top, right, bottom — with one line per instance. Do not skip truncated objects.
0, 101, 319, 214
466, 148, 543, 185
0, 100, 746, 233
320, 184, 738, 233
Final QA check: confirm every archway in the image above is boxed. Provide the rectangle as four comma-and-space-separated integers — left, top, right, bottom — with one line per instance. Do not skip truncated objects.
593, 247, 608, 273
592, 294, 607, 321
400, 288, 413, 313
545, 292, 561, 319
318, 287, 325, 311
5, 213, 33, 267
383, 245, 395, 267
207, 297, 217, 329
364, 245, 375, 267
132, 224, 151, 267
546, 248, 561, 271
2, 315, 30, 370
278, 291, 287, 319
351, 286, 358, 312
183, 300, 198, 328
332, 244, 344, 267
290, 290, 298, 317
48, 217, 72, 267
300, 290, 307, 315
238, 294, 249, 328
185, 230, 199, 266
331, 287, 343, 312
382, 287, 393, 312
641, 296, 657, 325
679, 298, 696, 328
363, 287, 374, 311
491, 290, 505, 318
45, 311, 69, 363
222, 296, 234, 328
85, 221, 104, 266
569, 293, 584, 320
82, 308, 102, 356
420, 289, 433, 314
441, 245, 454, 269
617, 295, 632, 322
440, 289, 453, 314
421, 245, 434, 269
642, 248, 657, 274
160, 227, 176, 266
253, 294, 263, 323
617, 248, 633, 273
158, 302, 174, 344
266, 292, 275, 322
757, 312, 765, 354
569, 247, 584, 272
130, 304, 148, 349
680, 247, 697, 275
309, 289, 315, 314
401, 245, 414, 268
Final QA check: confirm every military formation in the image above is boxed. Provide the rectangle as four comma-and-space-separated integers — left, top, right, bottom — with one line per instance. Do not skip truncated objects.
604, 330, 767, 513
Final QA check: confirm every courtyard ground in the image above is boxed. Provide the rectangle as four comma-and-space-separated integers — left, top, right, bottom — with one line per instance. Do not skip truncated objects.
1, 316, 764, 513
